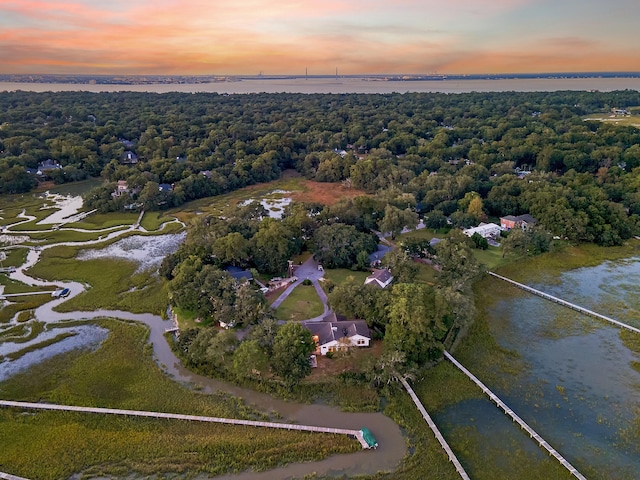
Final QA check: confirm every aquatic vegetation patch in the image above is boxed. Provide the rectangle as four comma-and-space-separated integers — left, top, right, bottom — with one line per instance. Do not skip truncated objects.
0, 295, 54, 324
28, 245, 169, 315
1, 331, 77, 362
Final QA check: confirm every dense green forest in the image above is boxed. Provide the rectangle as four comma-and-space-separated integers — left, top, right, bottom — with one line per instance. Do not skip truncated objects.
1, 90, 640, 246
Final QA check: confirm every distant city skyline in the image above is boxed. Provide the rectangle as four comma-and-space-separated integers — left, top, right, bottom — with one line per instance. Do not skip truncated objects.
1, 0, 639, 75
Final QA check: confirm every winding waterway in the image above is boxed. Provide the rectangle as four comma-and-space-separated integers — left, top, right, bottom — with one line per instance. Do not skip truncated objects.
0, 211, 406, 479
4, 197, 640, 478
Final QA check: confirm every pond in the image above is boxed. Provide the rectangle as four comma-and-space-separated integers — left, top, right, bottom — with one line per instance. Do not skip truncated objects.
238, 190, 292, 219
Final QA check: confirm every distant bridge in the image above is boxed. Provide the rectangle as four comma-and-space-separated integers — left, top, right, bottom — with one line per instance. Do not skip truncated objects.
488, 271, 640, 335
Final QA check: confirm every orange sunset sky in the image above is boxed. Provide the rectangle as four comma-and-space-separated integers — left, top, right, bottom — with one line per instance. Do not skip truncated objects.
1, 0, 639, 75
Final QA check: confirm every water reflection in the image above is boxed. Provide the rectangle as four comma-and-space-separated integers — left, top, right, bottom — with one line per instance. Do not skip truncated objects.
448, 260, 640, 478
0, 324, 109, 382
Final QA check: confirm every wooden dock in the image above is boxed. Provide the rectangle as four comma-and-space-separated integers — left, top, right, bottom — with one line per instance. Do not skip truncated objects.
488, 271, 640, 335
133, 209, 145, 229
444, 352, 586, 480
399, 377, 471, 480
0, 400, 371, 450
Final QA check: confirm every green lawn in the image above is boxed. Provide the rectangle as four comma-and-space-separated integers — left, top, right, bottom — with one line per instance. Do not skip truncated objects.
291, 251, 312, 264
323, 268, 369, 286
274, 284, 324, 321
0, 320, 357, 480
398, 228, 448, 243
172, 306, 215, 329
472, 245, 512, 270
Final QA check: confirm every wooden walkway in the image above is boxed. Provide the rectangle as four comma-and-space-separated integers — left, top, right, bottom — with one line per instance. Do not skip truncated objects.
133, 209, 145, 229
488, 272, 640, 335
0, 472, 30, 480
443, 352, 586, 480
399, 377, 471, 480
0, 400, 370, 449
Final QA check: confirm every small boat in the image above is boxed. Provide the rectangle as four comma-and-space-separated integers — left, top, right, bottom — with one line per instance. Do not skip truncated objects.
360, 427, 378, 449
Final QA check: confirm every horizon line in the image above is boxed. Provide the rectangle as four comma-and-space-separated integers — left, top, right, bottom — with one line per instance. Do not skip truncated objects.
2, 71, 640, 79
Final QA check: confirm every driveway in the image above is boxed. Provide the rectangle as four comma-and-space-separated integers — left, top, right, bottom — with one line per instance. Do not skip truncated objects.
270, 255, 331, 320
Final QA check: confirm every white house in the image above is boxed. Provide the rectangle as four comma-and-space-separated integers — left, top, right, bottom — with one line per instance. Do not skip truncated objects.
463, 222, 502, 239
365, 269, 393, 289
305, 319, 371, 356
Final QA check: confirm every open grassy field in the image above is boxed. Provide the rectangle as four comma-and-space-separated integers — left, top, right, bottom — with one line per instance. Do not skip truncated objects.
473, 245, 512, 270
48, 178, 103, 196
274, 283, 324, 321
323, 268, 369, 286
583, 113, 640, 129
0, 320, 358, 480
169, 170, 367, 224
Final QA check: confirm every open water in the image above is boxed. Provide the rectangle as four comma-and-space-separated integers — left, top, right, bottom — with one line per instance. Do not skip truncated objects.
437, 258, 640, 479
1, 77, 640, 94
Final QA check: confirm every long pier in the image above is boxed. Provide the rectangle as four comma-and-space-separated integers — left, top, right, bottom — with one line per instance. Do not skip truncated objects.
0, 472, 30, 480
0, 400, 370, 449
443, 352, 586, 480
399, 377, 470, 480
488, 271, 640, 335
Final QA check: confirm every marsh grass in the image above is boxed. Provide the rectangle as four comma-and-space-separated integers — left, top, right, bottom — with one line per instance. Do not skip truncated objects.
496, 242, 640, 283
0, 295, 54, 324
25, 228, 126, 244
368, 389, 461, 480
28, 245, 168, 315
0, 275, 54, 295
0, 320, 358, 480
443, 423, 575, 480
537, 309, 601, 340
169, 174, 306, 223
140, 211, 175, 231
0, 195, 46, 228
69, 212, 138, 230
0, 321, 44, 342
0, 248, 28, 268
